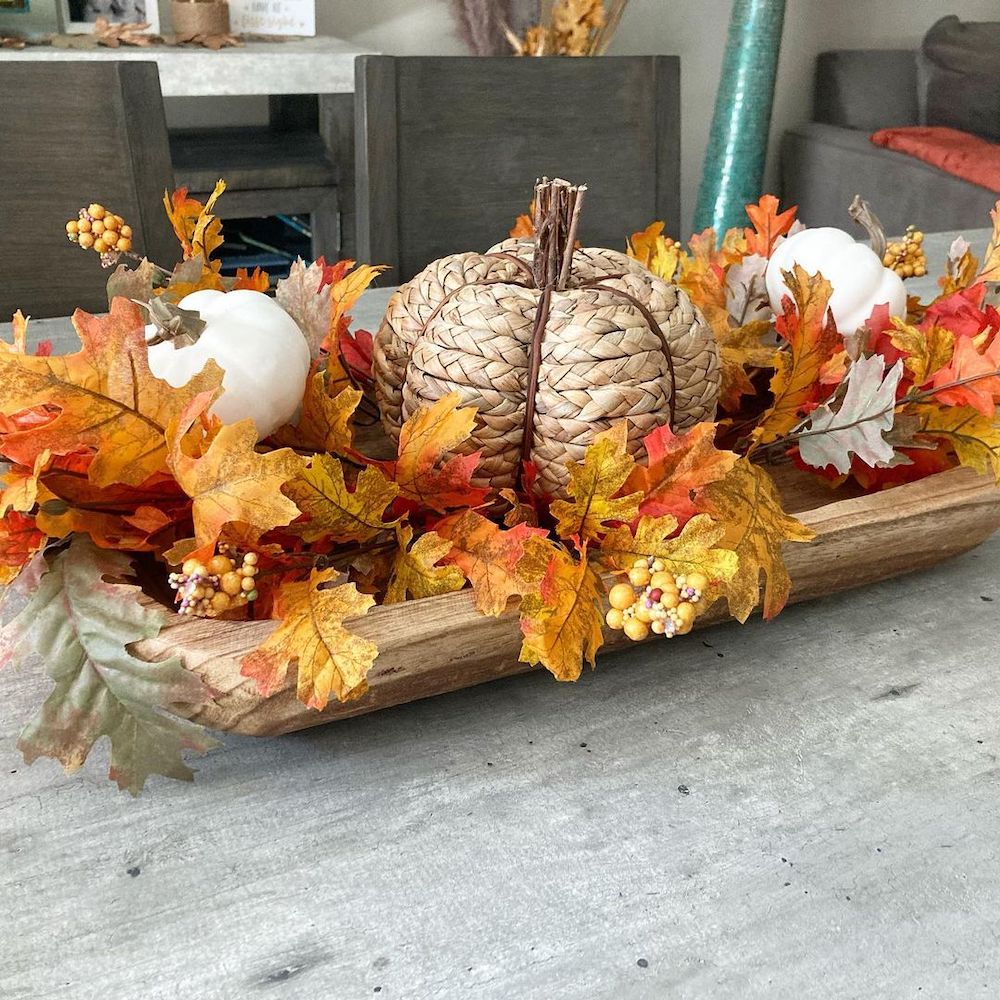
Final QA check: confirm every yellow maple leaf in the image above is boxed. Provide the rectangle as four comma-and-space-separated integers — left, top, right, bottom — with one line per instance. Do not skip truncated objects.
163, 180, 226, 264
284, 455, 398, 544
386, 392, 489, 511
911, 404, 1000, 482
436, 508, 553, 616
716, 319, 776, 413
0, 449, 51, 516
702, 459, 815, 621
550, 423, 642, 544
241, 568, 378, 709
889, 320, 955, 385
321, 260, 389, 355
975, 200, 1000, 284
751, 267, 841, 447
627, 221, 681, 281
167, 391, 305, 561
0, 299, 224, 488
270, 371, 361, 456
518, 547, 605, 682
600, 513, 738, 587
385, 522, 465, 603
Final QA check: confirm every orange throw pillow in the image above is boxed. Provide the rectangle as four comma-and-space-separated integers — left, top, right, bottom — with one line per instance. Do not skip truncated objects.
871, 126, 1000, 192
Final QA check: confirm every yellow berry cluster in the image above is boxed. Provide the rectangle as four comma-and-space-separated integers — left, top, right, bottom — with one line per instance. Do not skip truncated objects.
605, 557, 709, 642
66, 203, 133, 258
168, 545, 259, 618
882, 226, 926, 279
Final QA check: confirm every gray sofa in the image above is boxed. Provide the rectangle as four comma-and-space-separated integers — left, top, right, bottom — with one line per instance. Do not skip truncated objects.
781, 49, 997, 233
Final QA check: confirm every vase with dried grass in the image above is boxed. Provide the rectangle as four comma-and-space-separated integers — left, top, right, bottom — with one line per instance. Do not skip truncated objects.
450, 0, 630, 57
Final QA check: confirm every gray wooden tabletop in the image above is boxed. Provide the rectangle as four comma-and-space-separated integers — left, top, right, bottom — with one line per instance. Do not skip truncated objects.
2, 234, 999, 1000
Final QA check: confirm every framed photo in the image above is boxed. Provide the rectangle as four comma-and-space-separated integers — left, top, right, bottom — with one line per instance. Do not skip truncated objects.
0, 0, 66, 36
62, 0, 160, 33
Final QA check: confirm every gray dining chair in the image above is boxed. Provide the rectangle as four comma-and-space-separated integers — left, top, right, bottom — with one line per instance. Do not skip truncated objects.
350, 54, 681, 282
0, 61, 176, 319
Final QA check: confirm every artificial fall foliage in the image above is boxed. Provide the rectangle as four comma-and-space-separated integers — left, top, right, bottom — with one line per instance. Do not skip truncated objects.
3, 182, 1000, 793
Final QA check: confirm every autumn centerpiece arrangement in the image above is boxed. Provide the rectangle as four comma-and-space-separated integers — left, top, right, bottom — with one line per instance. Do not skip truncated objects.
2, 176, 1000, 794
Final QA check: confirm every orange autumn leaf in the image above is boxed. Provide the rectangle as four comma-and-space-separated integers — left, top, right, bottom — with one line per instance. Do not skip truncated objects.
436, 508, 552, 616
35, 502, 174, 552
320, 260, 388, 355
624, 422, 738, 524
167, 391, 305, 561
744, 194, 797, 258
232, 266, 270, 292
928, 333, 1000, 415
518, 547, 605, 682
702, 458, 814, 621
0, 299, 224, 488
550, 423, 642, 545
269, 370, 361, 456
0, 510, 46, 584
384, 522, 465, 603
752, 266, 841, 447
241, 567, 378, 709
163, 180, 226, 264
383, 393, 490, 512
509, 199, 536, 238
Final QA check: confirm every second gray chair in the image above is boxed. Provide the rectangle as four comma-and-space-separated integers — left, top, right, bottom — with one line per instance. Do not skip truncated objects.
351, 55, 681, 282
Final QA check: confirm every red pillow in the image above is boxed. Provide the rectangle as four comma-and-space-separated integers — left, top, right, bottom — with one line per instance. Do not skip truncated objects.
871, 126, 1000, 192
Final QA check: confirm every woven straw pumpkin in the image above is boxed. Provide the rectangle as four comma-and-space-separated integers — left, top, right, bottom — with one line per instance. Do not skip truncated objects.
373, 180, 721, 497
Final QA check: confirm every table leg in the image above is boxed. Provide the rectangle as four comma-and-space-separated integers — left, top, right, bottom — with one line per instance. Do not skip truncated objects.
319, 92, 356, 262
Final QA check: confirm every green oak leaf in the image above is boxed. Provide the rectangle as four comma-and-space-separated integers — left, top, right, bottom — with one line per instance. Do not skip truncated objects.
8, 536, 218, 794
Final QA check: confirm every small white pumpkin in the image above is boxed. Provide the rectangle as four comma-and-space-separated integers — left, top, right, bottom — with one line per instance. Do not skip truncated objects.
146, 289, 311, 439
765, 227, 906, 333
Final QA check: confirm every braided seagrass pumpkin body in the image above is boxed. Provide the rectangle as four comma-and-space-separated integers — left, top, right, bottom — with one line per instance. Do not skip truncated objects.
373, 188, 720, 497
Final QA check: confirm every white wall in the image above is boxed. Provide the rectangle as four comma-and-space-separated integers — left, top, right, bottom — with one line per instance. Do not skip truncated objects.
167, 0, 1000, 236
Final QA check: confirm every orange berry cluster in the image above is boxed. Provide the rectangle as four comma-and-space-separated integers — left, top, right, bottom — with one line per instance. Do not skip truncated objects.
606, 558, 709, 642
168, 545, 259, 618
66, 203, 133, 258
882, 225, 926, 279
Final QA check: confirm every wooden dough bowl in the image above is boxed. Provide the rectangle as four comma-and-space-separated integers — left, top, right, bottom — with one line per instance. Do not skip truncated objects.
138, 466, 1000, 737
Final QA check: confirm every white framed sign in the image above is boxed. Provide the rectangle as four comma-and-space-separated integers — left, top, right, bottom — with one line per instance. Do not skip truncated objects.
227, 0, 314, 36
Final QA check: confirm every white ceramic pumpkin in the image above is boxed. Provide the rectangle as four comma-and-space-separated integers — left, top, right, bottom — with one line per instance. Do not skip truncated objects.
145, 289, 311, 439
765, 227, 906, 333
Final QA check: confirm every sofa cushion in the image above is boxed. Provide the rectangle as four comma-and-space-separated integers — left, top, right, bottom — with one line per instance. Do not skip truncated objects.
814, 50, 919, 131
922, 16, 1000, 142
871, 126, 1000, 193
781, 122, 997, 233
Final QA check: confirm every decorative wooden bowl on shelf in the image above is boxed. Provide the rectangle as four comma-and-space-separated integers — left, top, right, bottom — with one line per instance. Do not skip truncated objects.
141, 464, 1000, 737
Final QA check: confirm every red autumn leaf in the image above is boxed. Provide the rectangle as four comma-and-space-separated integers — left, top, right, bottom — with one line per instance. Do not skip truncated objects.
929, 333, 1000, 415
0, 510, 46, 584
339, 328, 374, 384
624, 422, 738, 525
921, 284, 993, 339
744, 194, 798, 258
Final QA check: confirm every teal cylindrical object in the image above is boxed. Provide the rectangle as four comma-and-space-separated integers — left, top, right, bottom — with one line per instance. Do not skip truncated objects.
693, 0, 787, 235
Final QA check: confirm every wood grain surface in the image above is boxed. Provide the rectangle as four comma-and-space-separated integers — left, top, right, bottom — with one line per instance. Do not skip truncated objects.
133, 466, 1000, 737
